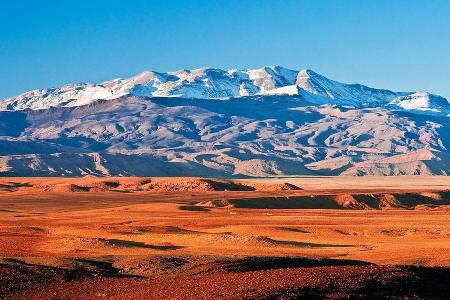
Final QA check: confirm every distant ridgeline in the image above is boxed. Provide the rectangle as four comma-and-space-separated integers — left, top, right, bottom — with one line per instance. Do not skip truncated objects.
0, 66, 449, 176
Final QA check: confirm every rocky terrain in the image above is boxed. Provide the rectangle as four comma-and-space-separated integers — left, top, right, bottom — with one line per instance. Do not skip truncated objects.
0, 67, 449, 177
0, 176, 450, 299
0, 177, 302, 193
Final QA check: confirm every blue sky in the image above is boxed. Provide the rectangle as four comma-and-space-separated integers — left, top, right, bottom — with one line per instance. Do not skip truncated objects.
1, 0, 449, 99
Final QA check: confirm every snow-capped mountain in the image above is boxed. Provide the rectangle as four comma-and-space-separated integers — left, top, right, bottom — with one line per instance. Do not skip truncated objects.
2, 66, 449, 114
293, 69, 402, 106
388, 92, 450, 113
0, 66, 298, 110
0, 66, 448, 177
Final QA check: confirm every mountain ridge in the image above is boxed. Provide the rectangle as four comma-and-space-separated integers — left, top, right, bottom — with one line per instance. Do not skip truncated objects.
0, 67, 448, 177
2, 66, 449, 114
0, 94, 448, 177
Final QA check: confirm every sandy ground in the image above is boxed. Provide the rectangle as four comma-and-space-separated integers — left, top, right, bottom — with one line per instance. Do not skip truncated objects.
0, 176, 449, 299
243, 175, 450, 191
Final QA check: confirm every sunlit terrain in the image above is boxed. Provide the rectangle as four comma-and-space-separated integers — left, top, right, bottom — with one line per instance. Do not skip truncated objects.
1, 176, 449, 299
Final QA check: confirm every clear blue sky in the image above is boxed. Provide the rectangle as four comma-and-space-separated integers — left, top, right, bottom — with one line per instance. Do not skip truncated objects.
1, 0, 449, 99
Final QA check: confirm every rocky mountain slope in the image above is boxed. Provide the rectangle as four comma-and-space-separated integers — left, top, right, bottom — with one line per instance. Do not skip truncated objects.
2, 67, 449, 114
0, 67, 449, 177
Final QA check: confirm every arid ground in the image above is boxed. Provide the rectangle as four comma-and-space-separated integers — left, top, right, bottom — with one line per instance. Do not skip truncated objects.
1, 176, 450, 299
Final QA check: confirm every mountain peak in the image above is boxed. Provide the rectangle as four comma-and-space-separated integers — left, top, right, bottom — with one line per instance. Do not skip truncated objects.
0, 66, 448, 115
295, 69, 332, 96
389, 91, 450, 111
298, 68, 319, 76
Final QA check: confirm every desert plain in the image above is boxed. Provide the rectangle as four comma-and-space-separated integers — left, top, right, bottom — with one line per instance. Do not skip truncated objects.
1, 176, 450, 299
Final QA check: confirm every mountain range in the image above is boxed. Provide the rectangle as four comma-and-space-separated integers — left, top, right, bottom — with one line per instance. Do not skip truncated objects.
0, 66, 449, 177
